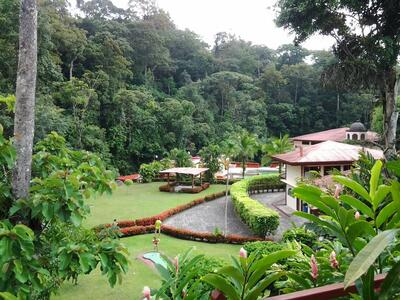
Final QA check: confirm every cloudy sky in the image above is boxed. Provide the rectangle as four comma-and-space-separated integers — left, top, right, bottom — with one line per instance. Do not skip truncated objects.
113, 0, 335, 50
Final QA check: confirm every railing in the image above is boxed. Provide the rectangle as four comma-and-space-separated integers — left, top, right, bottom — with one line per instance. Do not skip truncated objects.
266, 274, 386, 300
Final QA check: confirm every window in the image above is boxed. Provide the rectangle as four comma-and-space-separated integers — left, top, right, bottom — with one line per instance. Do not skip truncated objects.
323, 166, 341, 176
352, 133, 358, 140
343, 165, 351, 171
360, 133, 365, 140
303, 166, 321, 177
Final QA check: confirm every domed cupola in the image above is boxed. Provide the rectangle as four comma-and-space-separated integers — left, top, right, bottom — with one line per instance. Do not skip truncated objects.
347, 121, 367, 141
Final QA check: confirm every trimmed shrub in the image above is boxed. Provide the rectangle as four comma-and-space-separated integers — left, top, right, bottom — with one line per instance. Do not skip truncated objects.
243, 241, 285, 260
230, 175, 281, 236
282, 227, 317, 248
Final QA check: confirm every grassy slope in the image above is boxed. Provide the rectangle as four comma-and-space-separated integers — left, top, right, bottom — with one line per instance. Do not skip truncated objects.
54, 183, 234, 299
54, 234, 241, 300
84, 182, 226, 227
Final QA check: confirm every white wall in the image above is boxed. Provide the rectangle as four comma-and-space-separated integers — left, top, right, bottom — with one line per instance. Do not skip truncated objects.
286, 165, 301, 186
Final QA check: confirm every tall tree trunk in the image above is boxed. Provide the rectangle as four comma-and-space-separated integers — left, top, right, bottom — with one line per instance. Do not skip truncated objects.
383, 70, 399, 159
12, 0, 37, 199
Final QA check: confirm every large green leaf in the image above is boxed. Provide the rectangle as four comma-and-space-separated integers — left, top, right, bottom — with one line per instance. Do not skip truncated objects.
375, 201, 400, 228
245, 272, 284, 300
346, 221, 375, 242
344, 229, 399, 288
0, 292, 17, 300
378, 260, 400, 300
333, 176, 371, 203
202, 274, 240, 300
247, 250, 296, 289
391, 181, 400, 203
369, 160, 383, 199
372, 185, 391, 211
293, 211, 338, 233
339, 195, 374, 219
293, 186, 332, 216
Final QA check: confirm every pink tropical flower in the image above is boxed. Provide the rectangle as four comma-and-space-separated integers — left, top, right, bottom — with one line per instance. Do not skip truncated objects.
334, 184, 342, 199
211, 289, 221, 300
174, 256, 179, 273
143, 286, 151, 300
329, 251, 339, 269
239, 247, 247, 259
310, 255, 318, 280
355, 211, 360, 220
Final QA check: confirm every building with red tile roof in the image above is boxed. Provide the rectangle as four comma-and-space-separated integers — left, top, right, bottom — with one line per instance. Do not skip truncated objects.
271, 141, 383, 212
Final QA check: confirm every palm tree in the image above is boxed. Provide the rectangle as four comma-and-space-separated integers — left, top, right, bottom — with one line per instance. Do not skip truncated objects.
261, 134, 293, 174
219, 139, 239, 235
235, 130, 259, 178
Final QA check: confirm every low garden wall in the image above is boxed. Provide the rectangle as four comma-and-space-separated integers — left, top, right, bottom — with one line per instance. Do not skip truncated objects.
230, 175, 284, 237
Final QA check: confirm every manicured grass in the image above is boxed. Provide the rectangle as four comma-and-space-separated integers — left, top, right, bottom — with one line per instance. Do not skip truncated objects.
84, 182, 226, 227
53, 234, 241, 300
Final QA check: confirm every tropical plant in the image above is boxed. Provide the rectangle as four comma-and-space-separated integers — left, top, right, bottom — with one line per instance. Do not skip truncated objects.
293, 159, 400, 298
199, 144, 222, 183
0, 132, 129, 298
168, 148, 192, 168
234, 130, 259, 178
261, 134, 293, 173
203, 247, 296, 300
150, 248, 208, 299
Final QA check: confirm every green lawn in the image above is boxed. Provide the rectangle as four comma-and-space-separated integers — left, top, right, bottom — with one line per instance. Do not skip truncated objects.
53, 234, 241, 300
84, 182, 226, 227
54, 182, 236, 299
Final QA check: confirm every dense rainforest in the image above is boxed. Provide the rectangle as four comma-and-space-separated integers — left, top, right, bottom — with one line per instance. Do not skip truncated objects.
0, 0, 377, 173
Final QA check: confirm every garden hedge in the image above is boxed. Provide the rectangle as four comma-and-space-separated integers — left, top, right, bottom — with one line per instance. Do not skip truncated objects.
230, 175, 282, 237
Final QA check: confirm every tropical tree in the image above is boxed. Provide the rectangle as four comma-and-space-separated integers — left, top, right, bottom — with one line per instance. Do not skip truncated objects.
262, 134, 293, 173
219, 139, 239, 235
276, 0, 400, 158
234, 130, 259, 178
168, 148, 192, 167
13, 0, 37, 199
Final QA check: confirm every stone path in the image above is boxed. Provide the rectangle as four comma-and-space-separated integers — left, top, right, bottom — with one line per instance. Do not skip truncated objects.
164, 192, 305, 241
164, 195, 256, 237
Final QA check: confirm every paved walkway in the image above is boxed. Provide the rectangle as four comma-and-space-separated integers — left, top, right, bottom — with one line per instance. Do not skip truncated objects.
164, 192, 305, 241
249, 192, 305, 240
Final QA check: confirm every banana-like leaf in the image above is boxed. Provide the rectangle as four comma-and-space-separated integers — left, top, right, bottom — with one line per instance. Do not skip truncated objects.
247, 250, 296, 289
293, 186, 332, 216
346, 220, 375, 242
293, 211, 338, 234
0, 292, 17, 300
344, 229, 399, 288
372, 185, 391, 211
245, 272, 284, 300
376, 201, 400, 228
391, 181, 400, 203
334, 176, 371, 203
369, 160, 383, 199
339, 195, 374, 219
202, 274, 240, 300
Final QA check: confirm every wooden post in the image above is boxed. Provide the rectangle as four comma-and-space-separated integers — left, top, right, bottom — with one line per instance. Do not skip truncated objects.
200, 172, 202, 186
167, 173, 170, 186
191, 174, 194, 189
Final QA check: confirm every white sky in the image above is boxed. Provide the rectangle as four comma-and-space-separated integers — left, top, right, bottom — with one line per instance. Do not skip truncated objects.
112, 0, 335, 50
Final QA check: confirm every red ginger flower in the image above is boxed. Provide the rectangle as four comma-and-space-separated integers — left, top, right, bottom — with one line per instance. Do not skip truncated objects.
329, 251, 339, 269
310, 254, 318, 280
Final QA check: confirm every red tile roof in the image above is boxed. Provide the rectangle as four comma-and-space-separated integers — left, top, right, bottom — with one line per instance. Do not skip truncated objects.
292, 127, 379, 142
272, 141, 383, 165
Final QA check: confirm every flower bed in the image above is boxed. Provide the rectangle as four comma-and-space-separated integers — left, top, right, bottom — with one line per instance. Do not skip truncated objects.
230, 175, 282, 237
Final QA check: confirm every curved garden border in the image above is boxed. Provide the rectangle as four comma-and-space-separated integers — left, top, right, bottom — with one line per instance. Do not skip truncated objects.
97, 190, 265, 244
98, 176, 285, 244
230, 175, 285, 236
